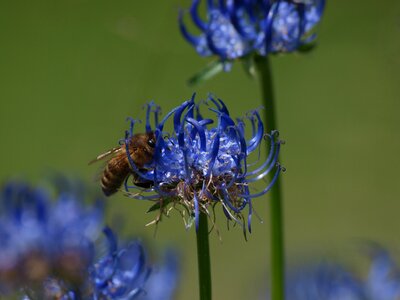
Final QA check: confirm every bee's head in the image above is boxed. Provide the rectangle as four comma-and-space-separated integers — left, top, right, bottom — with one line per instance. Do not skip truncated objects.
129, 132, 156, 167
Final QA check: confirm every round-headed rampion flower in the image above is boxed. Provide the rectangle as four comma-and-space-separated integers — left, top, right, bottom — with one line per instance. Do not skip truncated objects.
22, 227, 178, 300
140, 250, 179, 300
0, 181, 103, 295
263, 247, 400, 300
90, 227, 151, 299
284, 263, 365, 300
90, 228, 179, 300
179, 0, 325, 63
122, 94, 283, 233
365, 248, 400, 300
1, 182, 179, 299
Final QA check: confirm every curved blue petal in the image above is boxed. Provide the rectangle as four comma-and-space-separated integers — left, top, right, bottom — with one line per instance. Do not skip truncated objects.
103, 226, 118, 254
240, 165, 281, 198
246, 130, 278, 176
246, 142, 280, 183
246, 110, 264, 153
190, 0, 207, 31
186, 117, 207, 152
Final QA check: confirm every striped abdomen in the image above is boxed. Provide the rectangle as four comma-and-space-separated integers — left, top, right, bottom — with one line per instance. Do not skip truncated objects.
101, 153, 130, 196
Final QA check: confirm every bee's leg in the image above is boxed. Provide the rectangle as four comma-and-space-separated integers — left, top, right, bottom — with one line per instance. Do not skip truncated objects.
132, 170, 154, 188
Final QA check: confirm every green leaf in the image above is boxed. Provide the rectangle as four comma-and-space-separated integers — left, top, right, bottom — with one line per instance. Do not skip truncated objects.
297, 42, 317, 53
188, 60, 224, 86
146, 201, 161, 213
146, 198, 173, 213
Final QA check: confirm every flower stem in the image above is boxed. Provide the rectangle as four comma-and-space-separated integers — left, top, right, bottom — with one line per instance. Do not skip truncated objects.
254, 55, 285, 300
196, 212, 212, 300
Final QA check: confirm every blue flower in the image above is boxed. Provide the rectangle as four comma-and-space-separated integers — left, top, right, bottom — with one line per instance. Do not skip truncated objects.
122, 94, 283, 233
91, 229, 179, 300
140, 250, 179, 300
264, 248, 400, 300
22, 228, 178, 300
285, 262, 365, 300
365, 248, 400, 300
90, 227, 151, 300
1, 182, 179, 299
179, 0, 325, 63
0, 181, 103, 294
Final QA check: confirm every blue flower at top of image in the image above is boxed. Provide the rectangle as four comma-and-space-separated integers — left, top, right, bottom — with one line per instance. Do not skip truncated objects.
122, 94, 283, 234
179, 0, 325, 64
0, 181, 103, 293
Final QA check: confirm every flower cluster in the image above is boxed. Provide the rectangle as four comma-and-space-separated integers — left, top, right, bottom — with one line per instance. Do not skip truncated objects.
179, 0, 325, 63
122, 94, 283, 233
270, 248, 400, 300
29, 227, 179, 300
0, 181, 103, 294
0, 182, 179, 300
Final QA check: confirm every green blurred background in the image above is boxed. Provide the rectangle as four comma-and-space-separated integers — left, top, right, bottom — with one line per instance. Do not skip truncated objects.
0, 0, 399, 299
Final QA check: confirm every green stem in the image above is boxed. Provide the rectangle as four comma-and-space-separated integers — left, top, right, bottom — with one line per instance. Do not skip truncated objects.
254, 55, 285, 300
196, 212, 212, 300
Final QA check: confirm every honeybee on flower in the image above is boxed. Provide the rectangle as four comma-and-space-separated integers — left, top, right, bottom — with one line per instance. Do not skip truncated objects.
118, 94, 283, 234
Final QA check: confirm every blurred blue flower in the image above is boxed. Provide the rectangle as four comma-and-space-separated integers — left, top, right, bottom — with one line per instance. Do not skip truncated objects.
180, 0, 325, 63
90, 227, 151, 300
141, 250, 179, 300
263, 248, 400, 300
90, 228, 179, 300
22, 227, 179, 300
0, 181, 103, 294
285, 262, 365, 300
365, 248, 400, 300
0, 182, 179, 299
123, 94, 283, 233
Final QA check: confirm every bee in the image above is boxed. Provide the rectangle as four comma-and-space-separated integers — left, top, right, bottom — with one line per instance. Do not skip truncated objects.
89, 132, 156, 196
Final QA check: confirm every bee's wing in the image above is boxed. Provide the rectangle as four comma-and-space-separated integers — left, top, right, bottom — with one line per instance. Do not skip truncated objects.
88, 147, 123, 165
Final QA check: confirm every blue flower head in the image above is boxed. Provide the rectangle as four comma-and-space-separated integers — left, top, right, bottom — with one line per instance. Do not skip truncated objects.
0, 181, 103, 294
0, 182, 179, 299
285, 263, 365, 300
91, 229, 179, 300
180, 0, 325, 63
140, 250, 179, 300
264, 247, 400, 300
90, 227, 151, 299
122, 94, 283, 234
22, 227, 178, 300
365, 247, 400, 300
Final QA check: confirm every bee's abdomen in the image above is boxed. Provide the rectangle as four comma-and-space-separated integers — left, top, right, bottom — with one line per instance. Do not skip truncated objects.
101, 157, 129, 196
